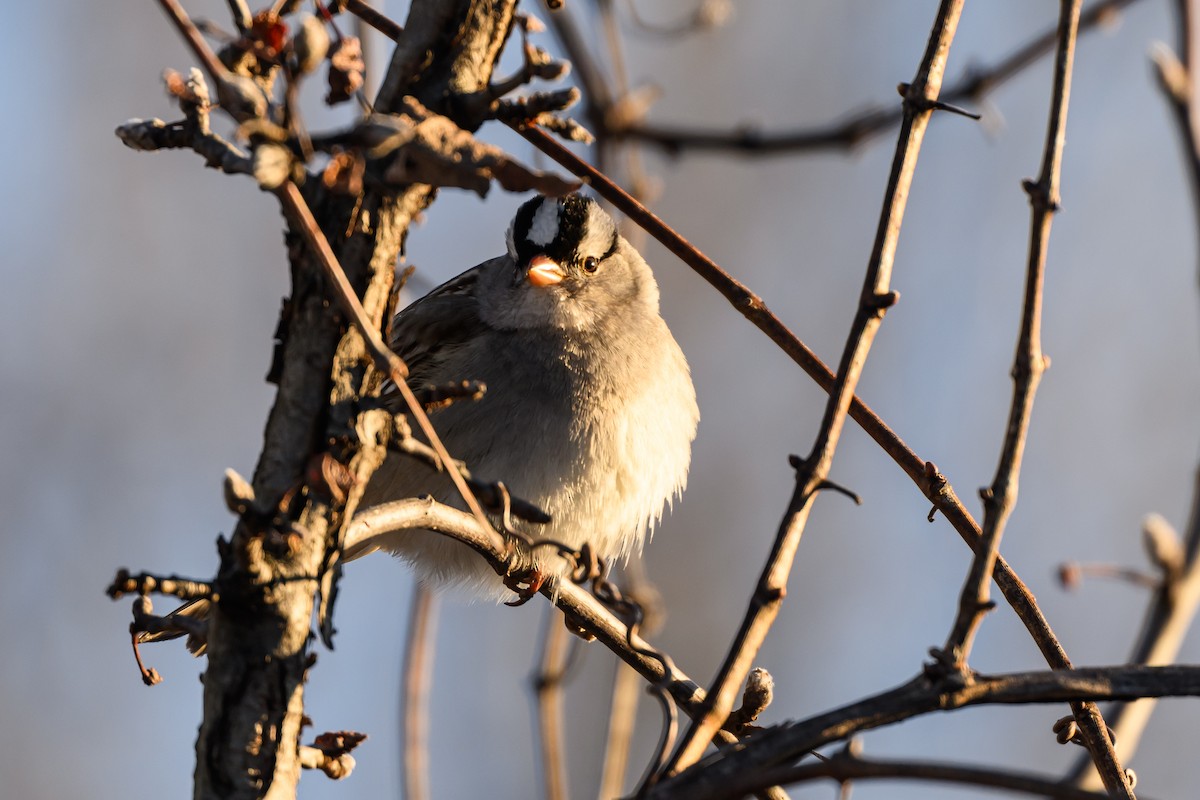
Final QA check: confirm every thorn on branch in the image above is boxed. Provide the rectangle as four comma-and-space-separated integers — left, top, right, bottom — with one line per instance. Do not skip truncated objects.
816, 478, 863, 505
896, 82, 982, 120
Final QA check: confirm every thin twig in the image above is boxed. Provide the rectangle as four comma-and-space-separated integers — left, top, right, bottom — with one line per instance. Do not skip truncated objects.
532, 610, 573, 800
605, 0, 1142, 156
274, 182, 495, 537
939, 0, 1080, 671
663, 0, 966, 776
401, 583, 438, 800
935, 4, 1134, 794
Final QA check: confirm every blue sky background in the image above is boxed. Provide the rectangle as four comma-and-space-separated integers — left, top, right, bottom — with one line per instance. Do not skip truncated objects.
2, 1, 1199, 798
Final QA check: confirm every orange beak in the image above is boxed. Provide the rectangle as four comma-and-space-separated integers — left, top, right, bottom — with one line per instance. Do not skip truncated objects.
526, 254, 565, 287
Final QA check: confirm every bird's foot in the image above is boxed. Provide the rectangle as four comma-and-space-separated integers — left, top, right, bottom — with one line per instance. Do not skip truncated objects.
503, 568, 548, 606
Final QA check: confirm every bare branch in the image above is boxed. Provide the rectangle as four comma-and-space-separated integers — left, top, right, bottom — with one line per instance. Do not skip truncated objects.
939, 0, 1080, 672
664, 0, 967, 775
511, 107, 1125, 800
932, 3, 1133, 792
606, 0, 1142, 156
344, 499, 705, 712
648, 664, 1200, 799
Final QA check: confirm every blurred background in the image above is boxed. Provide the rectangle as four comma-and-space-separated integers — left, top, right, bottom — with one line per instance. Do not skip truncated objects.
2, 1, 1198, 798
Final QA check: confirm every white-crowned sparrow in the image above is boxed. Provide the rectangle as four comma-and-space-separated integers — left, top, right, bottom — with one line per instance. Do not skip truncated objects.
352, 193, 699, 599
140, 194, 694, 649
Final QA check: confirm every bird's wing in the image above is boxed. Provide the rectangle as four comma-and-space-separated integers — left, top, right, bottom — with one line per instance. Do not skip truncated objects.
389, 257, 501, 389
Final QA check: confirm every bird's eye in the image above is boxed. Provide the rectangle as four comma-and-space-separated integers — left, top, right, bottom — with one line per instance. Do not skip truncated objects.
583, 256, 600, 273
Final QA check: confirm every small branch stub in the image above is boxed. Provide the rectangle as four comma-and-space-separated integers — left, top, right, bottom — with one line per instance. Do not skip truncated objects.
300, 731, 367, 779
725, 667, 775, 734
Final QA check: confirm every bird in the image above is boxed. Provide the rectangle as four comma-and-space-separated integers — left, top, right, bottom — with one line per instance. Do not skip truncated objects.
351, 192, 699, 600
140, 192, 697, 651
